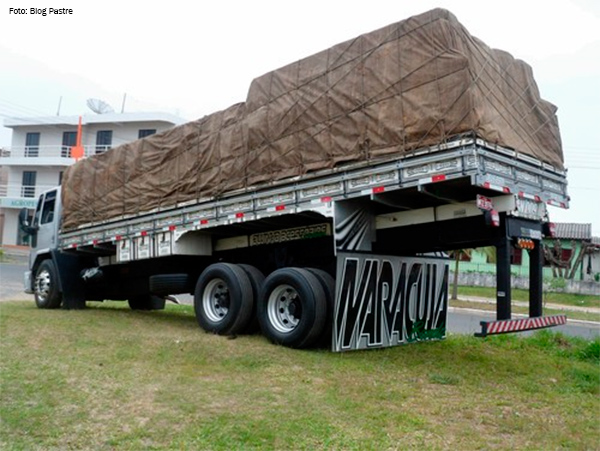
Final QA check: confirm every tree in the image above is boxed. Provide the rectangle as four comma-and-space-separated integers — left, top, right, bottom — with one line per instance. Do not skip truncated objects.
543, 239, 595, 280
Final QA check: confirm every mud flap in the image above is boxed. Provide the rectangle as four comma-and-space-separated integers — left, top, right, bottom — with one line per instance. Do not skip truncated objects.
332, 252, 449, 351
52, 250, 88, 309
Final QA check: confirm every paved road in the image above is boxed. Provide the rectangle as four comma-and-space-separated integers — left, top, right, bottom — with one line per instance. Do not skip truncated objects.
448, 307, 599, 340
0, 258, 29, 302
1, 256, 598, 340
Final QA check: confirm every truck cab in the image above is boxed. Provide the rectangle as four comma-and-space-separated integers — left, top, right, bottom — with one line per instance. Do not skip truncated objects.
20, 187, 97, 310
21, 188, 62, 303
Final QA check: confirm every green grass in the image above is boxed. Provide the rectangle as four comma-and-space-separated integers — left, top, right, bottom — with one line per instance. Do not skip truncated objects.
457, 285, 600, 309
1, 301, 599, 451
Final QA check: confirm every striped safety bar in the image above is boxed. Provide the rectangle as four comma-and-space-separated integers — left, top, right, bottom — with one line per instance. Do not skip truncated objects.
476, 315, 567, 337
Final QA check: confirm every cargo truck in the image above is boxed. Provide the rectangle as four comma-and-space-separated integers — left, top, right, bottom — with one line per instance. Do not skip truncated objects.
19, 9, 569, 350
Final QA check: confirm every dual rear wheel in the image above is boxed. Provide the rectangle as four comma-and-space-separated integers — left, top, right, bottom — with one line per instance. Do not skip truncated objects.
194, 264, 333, 348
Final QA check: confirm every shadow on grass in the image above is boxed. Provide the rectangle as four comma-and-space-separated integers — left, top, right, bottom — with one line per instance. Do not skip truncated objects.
85, 301, 200, 329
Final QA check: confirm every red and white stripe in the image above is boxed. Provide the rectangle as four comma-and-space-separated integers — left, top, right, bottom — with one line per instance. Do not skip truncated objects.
518, 191, 541, 202
266, 204, 287, 213
546, 199, 567, 208
482, 181, 511, 193
481, 315, 566, 336
418, 174, 446, 185
361, 186, 386, 195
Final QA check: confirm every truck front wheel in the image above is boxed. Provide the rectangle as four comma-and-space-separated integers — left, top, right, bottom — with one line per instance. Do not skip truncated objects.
258, 268, 327, 348
194, 263, 254, 335
34, 260, 62, 309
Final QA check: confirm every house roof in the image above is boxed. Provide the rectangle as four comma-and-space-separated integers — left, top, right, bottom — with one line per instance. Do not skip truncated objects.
3, 112, 187, 128
553, 222, 592, 240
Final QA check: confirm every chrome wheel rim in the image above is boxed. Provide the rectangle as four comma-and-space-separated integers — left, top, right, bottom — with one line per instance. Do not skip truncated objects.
35, 269, 51, 303
267, 284, 301, 334
202, 278, 229, 323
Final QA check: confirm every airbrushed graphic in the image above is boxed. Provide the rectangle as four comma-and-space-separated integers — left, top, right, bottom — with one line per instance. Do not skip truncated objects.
335, 208, 371, 251
333, 253, 449, 351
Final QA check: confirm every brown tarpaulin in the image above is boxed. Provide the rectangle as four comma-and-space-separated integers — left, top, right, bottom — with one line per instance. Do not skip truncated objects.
61, 8, 563, 230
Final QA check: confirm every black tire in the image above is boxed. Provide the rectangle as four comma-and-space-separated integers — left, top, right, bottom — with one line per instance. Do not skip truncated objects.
239, 264, 265, 333
306, 268, 335, 347
128, 295, 166, 310
194, 263, 254, 335
34, 259, 62, 309
149, 274, 190, 295
258, 268, 326, 349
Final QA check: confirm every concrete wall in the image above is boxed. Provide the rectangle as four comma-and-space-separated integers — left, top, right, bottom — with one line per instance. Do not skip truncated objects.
451, 271, 600, 296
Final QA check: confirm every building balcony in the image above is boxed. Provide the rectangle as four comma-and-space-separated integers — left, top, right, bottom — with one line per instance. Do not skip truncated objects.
0, 145, 107, 166
0, 183, 57, 209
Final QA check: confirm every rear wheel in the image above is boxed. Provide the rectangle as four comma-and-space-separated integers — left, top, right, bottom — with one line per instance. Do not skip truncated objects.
258, 268, 326, 348
306, 268, 335, 347
194, 263, 253, 335
34, 260, 62, 309
239, 264, 265, 333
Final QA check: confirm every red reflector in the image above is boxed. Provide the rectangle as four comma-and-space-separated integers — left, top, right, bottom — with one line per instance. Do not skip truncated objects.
200, 219, 209, 225
275, 205, 285, 211
491, 210, 500, 227
502, 186, 511, 193
483, 182, 491, 189
169, 225, 176, 231
432, 175, 446, 182
372, 186, 385, 194
115, 235, 122, 241
235, 212, 244, 218
141, 231, 148, 237
534, 195, 541, 202
321, 196, 332, 203
93, 240, 98, 245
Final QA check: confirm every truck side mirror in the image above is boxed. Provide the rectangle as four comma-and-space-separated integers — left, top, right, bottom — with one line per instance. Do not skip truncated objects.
18, 208, 38, 235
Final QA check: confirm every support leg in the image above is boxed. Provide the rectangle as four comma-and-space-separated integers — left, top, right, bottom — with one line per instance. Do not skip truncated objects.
496, 237, 511, 320
529, 240, 543, 318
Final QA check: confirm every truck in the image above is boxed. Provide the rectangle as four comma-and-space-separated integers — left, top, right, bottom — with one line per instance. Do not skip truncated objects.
19, 9, 569, 351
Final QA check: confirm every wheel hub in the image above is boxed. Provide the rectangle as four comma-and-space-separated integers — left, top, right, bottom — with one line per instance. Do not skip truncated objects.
268, 284, 302, 333
35, 269, 51, 303
203, 278, 230, 323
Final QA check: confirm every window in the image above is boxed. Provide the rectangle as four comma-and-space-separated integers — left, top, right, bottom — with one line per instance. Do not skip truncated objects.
96, 130, 113, 153
138, 129, 156, 139
25, 132, 40, 157
62, 131, 77, 157
40, 190, 57, 224
21, 171, 37, 198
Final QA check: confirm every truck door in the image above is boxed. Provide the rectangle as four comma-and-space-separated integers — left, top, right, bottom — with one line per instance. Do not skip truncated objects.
33, 189, 59, 251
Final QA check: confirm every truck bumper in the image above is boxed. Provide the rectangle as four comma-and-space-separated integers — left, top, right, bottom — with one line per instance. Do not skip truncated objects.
24, 270, 33, 294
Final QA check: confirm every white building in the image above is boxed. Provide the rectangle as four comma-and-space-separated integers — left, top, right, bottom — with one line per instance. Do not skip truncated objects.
0, 112, 186, 246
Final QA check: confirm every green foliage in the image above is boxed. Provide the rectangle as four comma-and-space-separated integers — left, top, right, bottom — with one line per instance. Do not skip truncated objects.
577, 339, 600, 363
549, 277, 567, 290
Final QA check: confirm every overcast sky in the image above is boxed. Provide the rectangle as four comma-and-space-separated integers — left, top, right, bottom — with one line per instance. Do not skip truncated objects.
1, 0, 599, 232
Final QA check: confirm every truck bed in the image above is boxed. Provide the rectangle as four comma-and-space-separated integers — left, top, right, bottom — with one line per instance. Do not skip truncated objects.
59, 137, 568, 255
